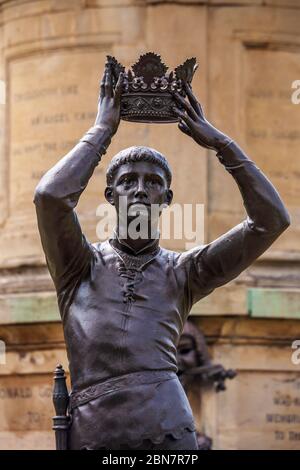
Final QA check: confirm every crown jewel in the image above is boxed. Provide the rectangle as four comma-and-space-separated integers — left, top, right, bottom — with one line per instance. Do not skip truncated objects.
107, 52, 198, 124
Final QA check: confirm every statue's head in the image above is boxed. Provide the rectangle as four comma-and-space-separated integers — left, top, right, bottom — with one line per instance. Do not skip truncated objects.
105, 146, 173, 231
177, 320, 211, 376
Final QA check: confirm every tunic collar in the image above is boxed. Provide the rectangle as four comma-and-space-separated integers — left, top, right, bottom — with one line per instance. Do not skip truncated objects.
109, 227, 160, 256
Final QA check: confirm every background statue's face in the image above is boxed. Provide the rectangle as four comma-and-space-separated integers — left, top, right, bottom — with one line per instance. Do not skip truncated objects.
105, 161, 173, 224
177, 334, 199, 375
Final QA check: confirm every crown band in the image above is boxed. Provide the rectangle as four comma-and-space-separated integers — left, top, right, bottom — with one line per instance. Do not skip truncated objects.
121, 92, 176, 124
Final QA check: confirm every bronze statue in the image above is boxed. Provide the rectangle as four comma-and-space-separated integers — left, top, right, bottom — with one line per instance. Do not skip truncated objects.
34, 53, 290, 450
177, 319, 236, 449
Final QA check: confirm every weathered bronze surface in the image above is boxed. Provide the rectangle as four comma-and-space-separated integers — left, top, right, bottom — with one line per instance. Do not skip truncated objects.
34, 56, 290, 450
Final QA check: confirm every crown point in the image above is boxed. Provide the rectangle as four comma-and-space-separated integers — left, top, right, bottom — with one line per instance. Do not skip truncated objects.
132, 52, 168, 86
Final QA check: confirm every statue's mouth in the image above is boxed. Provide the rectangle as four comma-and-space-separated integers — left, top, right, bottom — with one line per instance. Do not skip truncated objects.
128, 203, 150, 216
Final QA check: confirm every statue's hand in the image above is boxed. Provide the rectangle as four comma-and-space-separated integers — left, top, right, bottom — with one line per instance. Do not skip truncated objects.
94, 61, 123, 136
172, 83, 231, 151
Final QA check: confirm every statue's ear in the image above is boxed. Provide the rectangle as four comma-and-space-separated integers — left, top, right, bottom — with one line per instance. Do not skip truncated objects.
165, 188, 173, 206
105, 186, 114, 206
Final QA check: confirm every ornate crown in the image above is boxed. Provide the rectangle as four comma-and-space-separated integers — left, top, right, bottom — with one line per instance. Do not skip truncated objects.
107, 52, 198, 123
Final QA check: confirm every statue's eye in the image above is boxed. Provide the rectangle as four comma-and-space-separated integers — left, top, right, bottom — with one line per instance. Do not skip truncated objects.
121, 176, 134, 185
148, 178, 161, 186
179, 348, 193, 355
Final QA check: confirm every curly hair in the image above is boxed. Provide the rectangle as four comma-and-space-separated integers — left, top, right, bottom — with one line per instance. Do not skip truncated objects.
106, 146, 172, 188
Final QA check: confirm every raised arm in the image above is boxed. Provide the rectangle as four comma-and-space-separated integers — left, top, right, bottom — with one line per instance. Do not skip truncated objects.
33, 63, 123, 294
172, 84, 290, 303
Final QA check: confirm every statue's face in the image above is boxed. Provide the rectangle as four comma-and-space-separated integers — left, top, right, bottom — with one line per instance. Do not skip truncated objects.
177, 334, 198, 375
105, 161, 173, 224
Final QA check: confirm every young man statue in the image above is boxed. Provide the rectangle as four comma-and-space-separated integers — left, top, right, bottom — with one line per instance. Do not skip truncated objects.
34, 62, 290, 450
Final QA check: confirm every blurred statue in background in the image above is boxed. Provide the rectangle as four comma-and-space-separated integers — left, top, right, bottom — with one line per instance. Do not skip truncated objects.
177, 319, 237, 450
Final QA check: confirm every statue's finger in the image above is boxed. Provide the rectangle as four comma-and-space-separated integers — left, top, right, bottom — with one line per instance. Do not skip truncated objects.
172, 106, 194, 128
184, 82, 202, 116
178, 121, 192, 137
104, 64, 113, 98
197, 100, 205, 117
114, 72, 123, 103
100, 69, 106, 99
173, 92, 198, 121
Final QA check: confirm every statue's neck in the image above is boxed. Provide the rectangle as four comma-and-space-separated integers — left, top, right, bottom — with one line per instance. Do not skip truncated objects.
112, 224, 160, 256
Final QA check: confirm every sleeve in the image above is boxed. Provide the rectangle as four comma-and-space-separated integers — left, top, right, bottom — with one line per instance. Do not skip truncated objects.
33, 125, 112, 295
182, 140, 291, 306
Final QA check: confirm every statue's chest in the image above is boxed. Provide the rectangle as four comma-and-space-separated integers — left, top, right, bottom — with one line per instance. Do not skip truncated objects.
86, 246, 179, 307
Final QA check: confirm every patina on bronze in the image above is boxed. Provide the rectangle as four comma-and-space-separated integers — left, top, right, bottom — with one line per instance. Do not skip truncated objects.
34, 55, 290, 450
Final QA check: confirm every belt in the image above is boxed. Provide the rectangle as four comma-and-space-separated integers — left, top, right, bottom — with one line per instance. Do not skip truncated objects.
69, 370, 176, 411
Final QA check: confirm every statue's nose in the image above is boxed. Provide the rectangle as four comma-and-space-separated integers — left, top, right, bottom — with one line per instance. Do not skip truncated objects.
135, 180, 147, 198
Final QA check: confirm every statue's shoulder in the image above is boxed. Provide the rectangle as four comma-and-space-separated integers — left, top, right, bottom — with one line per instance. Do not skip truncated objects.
159, 244, 207, 269
90, 239, 116, 263
157, 246, 187, 267
158, 246, 180, 257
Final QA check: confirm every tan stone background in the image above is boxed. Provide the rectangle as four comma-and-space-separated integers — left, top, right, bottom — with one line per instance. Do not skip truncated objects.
0, 0, 299, 449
